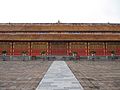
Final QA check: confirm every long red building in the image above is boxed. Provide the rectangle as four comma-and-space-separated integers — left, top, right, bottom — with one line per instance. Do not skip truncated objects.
0, 23, 120, 56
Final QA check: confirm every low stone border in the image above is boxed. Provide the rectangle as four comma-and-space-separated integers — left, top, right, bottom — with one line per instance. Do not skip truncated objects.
0, 55, 120, 61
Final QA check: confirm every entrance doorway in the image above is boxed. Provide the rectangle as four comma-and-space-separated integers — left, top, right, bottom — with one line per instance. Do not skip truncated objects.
50, 42, 67, 55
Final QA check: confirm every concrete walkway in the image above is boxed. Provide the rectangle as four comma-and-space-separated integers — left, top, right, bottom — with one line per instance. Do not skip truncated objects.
36, 61, 84, 90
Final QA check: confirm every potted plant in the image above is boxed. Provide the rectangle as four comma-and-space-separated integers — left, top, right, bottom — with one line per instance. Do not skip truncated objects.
2, 50, 7, 55
90, 51, 96, 56
72, 51, 77, 56
111, 50, 115, 56
110, 50, 115, 60
21, 51, 27, 61
1, 50, 7, 61
21, 51, 27, 56
41, 51, 46, 56
90, 51, 96, 60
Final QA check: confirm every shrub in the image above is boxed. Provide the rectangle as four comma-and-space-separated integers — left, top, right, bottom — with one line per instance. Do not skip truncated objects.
111, 50, 115, 54
2, 50, 7, 54
21, 51, 27, 54
90, 51, 96, 54
72, 51, 77, 54
41, 51, 46, 55
72, 51, 77, 56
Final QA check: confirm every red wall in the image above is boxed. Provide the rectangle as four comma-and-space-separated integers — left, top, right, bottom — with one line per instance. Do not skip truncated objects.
0, 42, 120, 56
0, 42, 12, 55
13, 42, 30, 55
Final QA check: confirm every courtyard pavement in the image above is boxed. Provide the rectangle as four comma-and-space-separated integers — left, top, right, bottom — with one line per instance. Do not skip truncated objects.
0, 60, 120, 90
67, 60, 120, 90
36, 61, 84, 90
0, 61, 52, 90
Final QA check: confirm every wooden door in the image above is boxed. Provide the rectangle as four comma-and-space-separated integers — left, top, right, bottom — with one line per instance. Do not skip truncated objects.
0, 42, 12, 55
50, 42, 67, 55
31, 42, 48, 56
13, 42, 30, 55
88, 42, 105, 56
70, 42, 87, 56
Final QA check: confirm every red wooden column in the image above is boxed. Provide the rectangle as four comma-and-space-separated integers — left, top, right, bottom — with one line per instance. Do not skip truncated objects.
12, 42, 14, 55
67, 42, 69, 55
46, 42, 49, 55
29, 42, 31, 56
11, 42, 13, 55
104, 42, 107, 56
68, 42, 71, 55
48, 42, 51, 55
87, 42, 89, 56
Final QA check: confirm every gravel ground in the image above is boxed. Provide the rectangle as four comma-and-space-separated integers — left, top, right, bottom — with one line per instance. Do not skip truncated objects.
66, 60, 120, 90
0, 61, 53, 90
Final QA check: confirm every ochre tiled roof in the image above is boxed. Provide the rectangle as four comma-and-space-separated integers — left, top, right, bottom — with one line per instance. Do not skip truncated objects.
0, 34, 120, 41
0, 23, 120, 31
0, 23, 120, 41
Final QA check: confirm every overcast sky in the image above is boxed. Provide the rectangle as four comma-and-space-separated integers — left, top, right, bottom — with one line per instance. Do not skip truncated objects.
0, 0, 120, 23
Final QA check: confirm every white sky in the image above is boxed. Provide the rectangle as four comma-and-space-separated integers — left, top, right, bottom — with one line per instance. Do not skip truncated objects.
0, 0, 120, 23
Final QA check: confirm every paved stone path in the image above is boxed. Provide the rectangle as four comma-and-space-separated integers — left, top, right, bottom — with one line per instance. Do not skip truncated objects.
36, 61, 84, 90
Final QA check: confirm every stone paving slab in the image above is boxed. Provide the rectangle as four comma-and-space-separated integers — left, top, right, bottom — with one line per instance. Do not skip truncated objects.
36, 61, 84, 90
0, 61, 52, 90
66, 61, 120, 90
